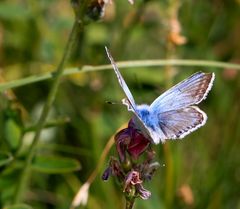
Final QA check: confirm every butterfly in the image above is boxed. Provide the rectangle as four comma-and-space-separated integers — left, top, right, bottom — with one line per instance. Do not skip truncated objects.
105, 47, 215, 144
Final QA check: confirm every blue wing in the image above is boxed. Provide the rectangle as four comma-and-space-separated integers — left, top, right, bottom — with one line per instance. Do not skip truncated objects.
146, 106, 207, 144
146, 72, 214, 144
150, 72, 215, 113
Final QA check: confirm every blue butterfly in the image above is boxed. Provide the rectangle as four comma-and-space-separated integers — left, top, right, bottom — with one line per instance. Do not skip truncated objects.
105, 47, 215, 144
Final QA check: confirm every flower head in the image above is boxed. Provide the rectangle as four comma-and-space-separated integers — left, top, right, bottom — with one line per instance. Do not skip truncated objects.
115, 119, 150, 162
102, 118, 159, 203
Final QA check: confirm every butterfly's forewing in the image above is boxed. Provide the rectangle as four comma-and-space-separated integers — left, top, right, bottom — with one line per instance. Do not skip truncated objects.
105, 47, 153, 140
150, 72, 215, 112
105, 47, 137, 112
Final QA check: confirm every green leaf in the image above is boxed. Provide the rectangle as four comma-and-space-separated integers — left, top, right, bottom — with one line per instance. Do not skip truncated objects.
4, 203, 33, 209
4, 119, 22, 150
32, 155, 81, 174
0, 3, 30, 20
0, 152, 13, 167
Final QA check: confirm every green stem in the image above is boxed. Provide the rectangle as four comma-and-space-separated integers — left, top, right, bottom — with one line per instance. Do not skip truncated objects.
125, 198, 135, 209
13, 20, 81, 203
1, 59, 240, 92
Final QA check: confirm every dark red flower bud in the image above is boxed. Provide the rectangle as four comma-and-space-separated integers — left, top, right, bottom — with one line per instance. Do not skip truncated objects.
115, 119, 150, 162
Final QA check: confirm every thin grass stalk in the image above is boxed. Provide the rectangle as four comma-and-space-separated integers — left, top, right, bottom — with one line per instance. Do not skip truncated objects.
71, 133, 116, 208
1, 60, 240, 92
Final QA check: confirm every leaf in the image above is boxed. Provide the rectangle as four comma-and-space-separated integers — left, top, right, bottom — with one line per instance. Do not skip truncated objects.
32, 155, 81, 174
4, 203, 33, 209
0, 3, 30, 20
4, 119, 22, 150
0, 152, 13, 167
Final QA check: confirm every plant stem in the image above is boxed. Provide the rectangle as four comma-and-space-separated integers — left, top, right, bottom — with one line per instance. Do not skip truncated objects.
13, 19, 81, 204
125, 198, 135, 209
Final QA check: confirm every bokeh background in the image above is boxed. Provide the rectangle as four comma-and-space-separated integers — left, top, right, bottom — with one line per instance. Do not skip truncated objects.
0, 0, 240, 209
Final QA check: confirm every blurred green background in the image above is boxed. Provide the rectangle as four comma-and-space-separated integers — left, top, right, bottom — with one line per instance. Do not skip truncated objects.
0, 0, 240, 209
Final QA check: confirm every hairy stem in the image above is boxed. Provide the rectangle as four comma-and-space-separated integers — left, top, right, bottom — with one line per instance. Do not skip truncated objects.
125, 198, 135, 209
13, 19, 81, 204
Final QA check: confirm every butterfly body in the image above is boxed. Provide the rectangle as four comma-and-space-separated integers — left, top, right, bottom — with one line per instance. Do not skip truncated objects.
105, 47, 215, 144
135, 104, 155, 130
135, 104, 150, 118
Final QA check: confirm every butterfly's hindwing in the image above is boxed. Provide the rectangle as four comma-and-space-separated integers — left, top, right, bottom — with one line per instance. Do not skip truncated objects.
152, 106, 207, 143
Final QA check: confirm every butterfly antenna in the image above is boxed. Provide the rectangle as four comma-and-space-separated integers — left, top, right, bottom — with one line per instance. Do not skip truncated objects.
105, 101, 123, 105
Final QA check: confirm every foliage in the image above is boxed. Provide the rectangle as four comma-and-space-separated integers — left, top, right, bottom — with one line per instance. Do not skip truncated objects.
0, 0, 240, 209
